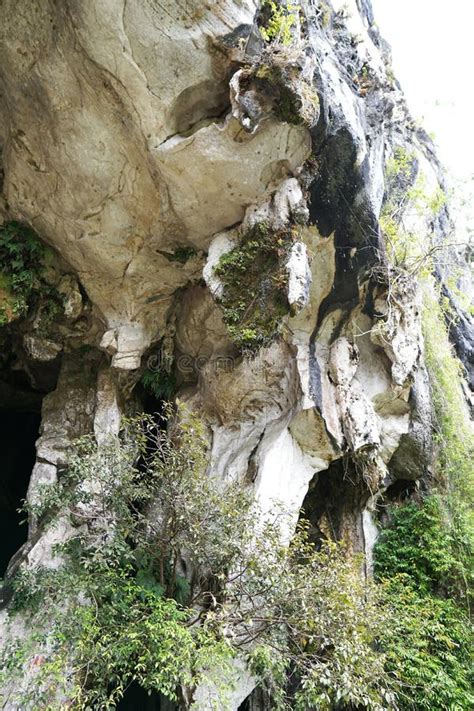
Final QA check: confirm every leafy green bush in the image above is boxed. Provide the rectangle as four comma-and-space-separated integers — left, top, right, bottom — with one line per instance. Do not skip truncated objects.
5, 565, 228, 710
374, 496, 473, 709
3, 407, 398, 710
0, 221, 60, 327
141, 367, 176, 400
245, 532, 395, 711
379, 577, 473, 711
259, 1, 299, 46
380, 148, 446, 272
372, 281, 474, 710
374, 496, 464, 597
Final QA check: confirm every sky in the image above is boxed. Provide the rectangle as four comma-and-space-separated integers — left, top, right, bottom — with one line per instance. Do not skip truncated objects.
371, 0, 474, 183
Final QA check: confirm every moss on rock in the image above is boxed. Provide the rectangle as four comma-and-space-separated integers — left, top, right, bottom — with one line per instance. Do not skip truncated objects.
214, 222, 294, 352
236, 50, 320, 130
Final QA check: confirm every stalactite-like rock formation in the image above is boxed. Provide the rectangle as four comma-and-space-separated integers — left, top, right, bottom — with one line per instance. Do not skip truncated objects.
0, 1, 472, 709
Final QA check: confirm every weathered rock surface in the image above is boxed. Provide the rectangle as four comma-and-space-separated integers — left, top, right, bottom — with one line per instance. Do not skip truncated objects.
0, 0, 472, 709
0, 0, 312, 369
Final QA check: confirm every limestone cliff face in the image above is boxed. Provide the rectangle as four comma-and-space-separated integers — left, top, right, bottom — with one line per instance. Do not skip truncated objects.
0, 1, 472, 709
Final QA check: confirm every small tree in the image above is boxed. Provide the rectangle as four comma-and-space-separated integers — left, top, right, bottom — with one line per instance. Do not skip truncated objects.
3, 405, 396, 710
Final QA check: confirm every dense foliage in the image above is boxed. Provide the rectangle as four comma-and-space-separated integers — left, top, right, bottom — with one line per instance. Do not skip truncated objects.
258, 1, 298, 46
375, 497, 473, 709
0, 221, 59, 327
375, 496, 467, 598
2, 277, 472, 709
2, 406, 397, 711
373, 283, 473, 711
378, 576, 472, 711
141, 367, 177, 401
379, 147, 446, 271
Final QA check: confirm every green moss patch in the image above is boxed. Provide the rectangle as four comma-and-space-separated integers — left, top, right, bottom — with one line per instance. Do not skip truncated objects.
255, 63, 304, 125
238, 53, 319, 129
214, 222, 293, 352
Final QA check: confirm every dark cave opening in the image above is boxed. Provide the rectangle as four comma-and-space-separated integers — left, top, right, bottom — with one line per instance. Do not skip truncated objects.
301, 458, 371, 551
134, 384, 168, 476
0, 407, 40, 577
116, 683, 166, 711
384, 478, 418, 502
142, 389, 166, 418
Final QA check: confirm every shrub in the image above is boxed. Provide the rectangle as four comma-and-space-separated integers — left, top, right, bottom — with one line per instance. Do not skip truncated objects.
141, 367, 177, 400
259, 1, 299, 46
372, 281, 474, 710
379, 577, 473, 711
374, 494, 473, 710
3, 406, 397, 710
0, 221, 60, 327
380, 148, 446, 272
374, 496, 464, 598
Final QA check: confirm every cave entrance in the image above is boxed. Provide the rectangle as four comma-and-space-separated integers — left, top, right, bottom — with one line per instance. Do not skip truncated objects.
0, 407, 40, 576
301, 457, 371, 552
238, 687, 270, 710
238, 695, 253, 711
116, 683, 172, 710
